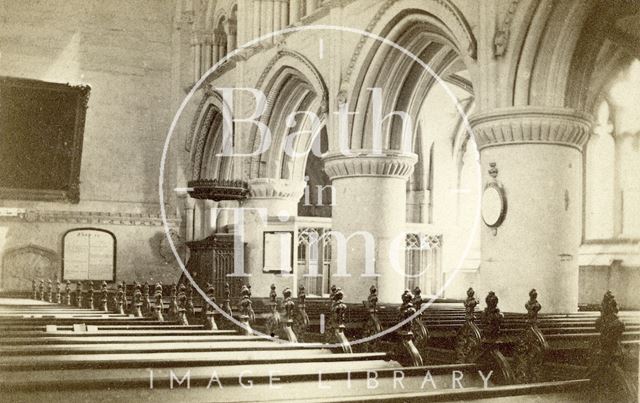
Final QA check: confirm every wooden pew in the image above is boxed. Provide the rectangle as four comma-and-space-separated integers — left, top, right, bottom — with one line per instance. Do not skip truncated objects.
0, 283, 502, 402
2, 280, 636, 402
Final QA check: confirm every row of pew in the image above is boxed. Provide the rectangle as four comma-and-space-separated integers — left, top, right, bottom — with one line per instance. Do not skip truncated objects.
0, 279, 636, 402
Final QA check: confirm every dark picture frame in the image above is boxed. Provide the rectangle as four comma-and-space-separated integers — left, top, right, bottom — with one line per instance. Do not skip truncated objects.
0, 76, 90, 203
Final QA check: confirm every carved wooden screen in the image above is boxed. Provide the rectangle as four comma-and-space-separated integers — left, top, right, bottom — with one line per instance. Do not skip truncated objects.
184, 234, 244, 302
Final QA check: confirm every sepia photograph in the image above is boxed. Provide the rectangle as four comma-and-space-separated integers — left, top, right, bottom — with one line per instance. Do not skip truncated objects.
0, 0, 638, 401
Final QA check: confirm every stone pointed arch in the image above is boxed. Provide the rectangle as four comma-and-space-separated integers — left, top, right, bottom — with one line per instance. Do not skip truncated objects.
246, 50, 329, 182
343, 6, 477, 154
254, 49, 329, 110
342, 0, 477, 92
525, 1, 595, 108
192, 0, 211, 31
188, 90, 234, 181
563, 3, 638, 113
513, 0, 638, 111
2, 244, 59, 291
205, 0, 224, 29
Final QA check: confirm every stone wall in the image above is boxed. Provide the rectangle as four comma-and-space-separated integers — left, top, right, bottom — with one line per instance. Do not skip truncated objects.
0, 0, 183, 290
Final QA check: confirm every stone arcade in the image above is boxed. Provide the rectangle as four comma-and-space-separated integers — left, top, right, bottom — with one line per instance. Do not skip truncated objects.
0, 0, 639, 402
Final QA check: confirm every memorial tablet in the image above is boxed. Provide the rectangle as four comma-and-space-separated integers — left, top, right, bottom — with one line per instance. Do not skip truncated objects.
262, 231, 293, 273
62, 228, 116, 281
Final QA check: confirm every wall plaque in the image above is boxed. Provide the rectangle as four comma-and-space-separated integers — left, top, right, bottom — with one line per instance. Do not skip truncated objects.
263, 231, 293, 273
62, 228, 116, 281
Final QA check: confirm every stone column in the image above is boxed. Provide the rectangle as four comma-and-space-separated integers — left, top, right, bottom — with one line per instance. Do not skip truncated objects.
323, 151, 417, 304
184, 196, 195, 242
202, 34, 213, 72
227, 18, 237, 51
418, 190, 430, 223
193, 199, 205, 240
470, 107, 590, 313
203, 200, 217, 237
216, 200, 239, 233
252, 0, 262, 39
245, 178, 306, 217
305, 0, 317, 16
241, 178, 305, 298
272, 1, 281, 33
190, 33, 202, 82
211, 32, 218, 63
262, 1, 274, 39
289, 0, 300, 24
279, 0, 289, 28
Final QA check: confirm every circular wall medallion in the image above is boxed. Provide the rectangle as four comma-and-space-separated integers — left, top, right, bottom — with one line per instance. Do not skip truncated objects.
481, 184, 506, 227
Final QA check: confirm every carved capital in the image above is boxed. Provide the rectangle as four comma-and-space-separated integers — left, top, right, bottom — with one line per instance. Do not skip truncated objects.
183, 195, 196, 210
248, 178, 306, 200
323, 150, 417, 180
227, 18, 237, 31
469, 107, 592, 151
191, 30, 213, 45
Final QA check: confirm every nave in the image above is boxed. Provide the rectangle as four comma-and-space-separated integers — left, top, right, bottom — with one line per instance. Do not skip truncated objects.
0, 280, 637, 402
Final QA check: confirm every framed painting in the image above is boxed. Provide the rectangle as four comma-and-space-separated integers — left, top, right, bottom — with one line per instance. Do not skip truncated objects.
0, 76, 90, 203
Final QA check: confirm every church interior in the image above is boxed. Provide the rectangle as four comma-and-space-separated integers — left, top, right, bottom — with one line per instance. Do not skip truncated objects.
0, 0, 639, 401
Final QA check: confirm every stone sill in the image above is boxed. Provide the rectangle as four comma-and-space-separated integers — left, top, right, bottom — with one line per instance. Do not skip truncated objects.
579, 239, 640, 266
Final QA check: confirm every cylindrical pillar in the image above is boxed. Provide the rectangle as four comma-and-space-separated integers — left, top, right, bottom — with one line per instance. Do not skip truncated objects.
323, 151, 417, 303
262, 1, 274, 38
280, 0, 289, 28
217, 200, 240, 233
203, 36, 212, 72
203, 200, 217, 237
184, 197, 195, 242
241, 179, 306, 298
305, 0, 317, 16
244, 178, 306, 217
227, 18, 237, 51
273, 1, 282, 32
470, 107, 591, 312
289, 0, 300, 24
191, 34, 201, 83
253, 0, 262, 39
193, 199, 205, 240
212, 30, 222, 63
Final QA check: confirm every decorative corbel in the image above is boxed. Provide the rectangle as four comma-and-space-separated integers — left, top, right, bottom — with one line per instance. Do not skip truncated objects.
493, 0, 521, 57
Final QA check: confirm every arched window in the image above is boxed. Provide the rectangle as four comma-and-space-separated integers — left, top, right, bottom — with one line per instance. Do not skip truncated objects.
609, 60, 640, 238
585, 100, 616, 239
228, 5, 238, 51
298, 129, 331, 218
214, 16, 228, 62
296, 227, 332, 297
404, 234, 442, 295
585, 59, 640, 240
